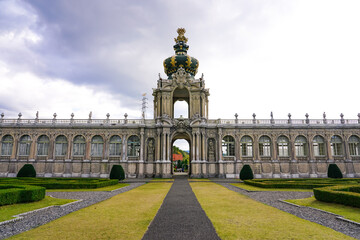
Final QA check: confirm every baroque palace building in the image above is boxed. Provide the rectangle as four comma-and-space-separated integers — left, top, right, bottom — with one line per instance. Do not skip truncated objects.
1, 28, 360, 179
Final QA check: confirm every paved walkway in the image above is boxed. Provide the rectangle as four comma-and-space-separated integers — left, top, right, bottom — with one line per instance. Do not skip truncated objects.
142, 176, 220, 240
0, 183, 144, 240
221, 183, 360, 240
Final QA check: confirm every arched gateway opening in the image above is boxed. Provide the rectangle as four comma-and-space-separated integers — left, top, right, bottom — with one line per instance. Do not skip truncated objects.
171, 133, 191, 176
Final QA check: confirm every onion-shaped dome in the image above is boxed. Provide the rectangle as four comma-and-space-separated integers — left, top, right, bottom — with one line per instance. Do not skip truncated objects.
163, 28, 199, 79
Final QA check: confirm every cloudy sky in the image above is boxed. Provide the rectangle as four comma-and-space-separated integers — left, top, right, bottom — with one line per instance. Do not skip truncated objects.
1, 0, 360, 123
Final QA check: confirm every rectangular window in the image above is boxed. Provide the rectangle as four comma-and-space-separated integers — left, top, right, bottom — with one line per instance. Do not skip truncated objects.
55, 143, 67, 156
1, 143, 12, 156
349, 143, 359, 156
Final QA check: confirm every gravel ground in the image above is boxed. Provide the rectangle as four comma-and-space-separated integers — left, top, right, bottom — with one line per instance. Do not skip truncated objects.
142, 175, 220, 240
0, 183, 144, 240
219, 183, 360, 240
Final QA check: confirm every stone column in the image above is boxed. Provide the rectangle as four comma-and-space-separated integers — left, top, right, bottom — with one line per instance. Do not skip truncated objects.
202, 131, 206, 161
66, 136, 72, 160
218, 129, 222, 162
156, 129, 161, 160
308, 136, 315, 160
167, 132, 171, 161
162, 132, 166, 161
11, 137, 17, 159
140, 129, 144, 161
85, 136, 91, 160
272, 136, 277, 160
326, 137, 333, 161
103, 136, 108, 160
192, 133, 196, 161
49, 137, 55, 160
122, 134, 127, 161
29, 136, 36, 160
253, 135, 259, 160
235, 135, 240, 161
196, 132, 200, 160
344, 136, 351, 160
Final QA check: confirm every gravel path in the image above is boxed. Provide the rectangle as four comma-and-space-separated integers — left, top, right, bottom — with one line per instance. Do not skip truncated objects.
0, 183, 144, 240
142, 175, 220, 240
219, 183, 360, 240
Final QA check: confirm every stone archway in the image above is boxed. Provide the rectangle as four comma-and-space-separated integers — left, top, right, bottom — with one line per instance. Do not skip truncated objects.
171, 132, 191, 176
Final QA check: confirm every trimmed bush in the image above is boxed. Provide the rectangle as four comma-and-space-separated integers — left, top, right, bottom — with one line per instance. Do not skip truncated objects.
0, 185, 45, 206
240, 164, 254, 180
327, 164, 343, 178
0, 178, 118, 189
109, 165, 125, 180
17, 164, 36, 177
244, 178, 360, 189
314, 185, 360, 208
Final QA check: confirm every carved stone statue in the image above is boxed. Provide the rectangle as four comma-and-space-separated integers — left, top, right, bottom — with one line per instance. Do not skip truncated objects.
147, 139, 155, 162
208, 139, 215, 162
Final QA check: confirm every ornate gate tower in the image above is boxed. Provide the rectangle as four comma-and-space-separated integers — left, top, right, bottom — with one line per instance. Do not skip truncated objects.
152, 28, 211, 177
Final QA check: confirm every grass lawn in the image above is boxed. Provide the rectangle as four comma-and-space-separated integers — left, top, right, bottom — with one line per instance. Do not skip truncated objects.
149, 178, 174, 182
286, 196, 360, 223
0, 196, 75, 222
10, 182, 172, 240
231, 183, 312, 192
190, 182, 355, 240
188, 178, 211, 181
46, 183, 129, 192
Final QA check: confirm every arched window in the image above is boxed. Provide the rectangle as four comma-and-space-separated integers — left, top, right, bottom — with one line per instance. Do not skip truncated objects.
73, 135, 86, 156
277, 136, 289, 157
259, 136, 271, 157
349, 135, 360, 156
19, 135, 31, 156
109, 135, 122, 156
1, 135, 13, 156
331, 135, 343, 156
55, 135, 68, 156
295, 136, 307, 157
91, 135, 104, 157
240, 136, 252, 157
127, 135, 140, 157
37, 135, 50, 156
222, 136, 235, 156
313, 135, 325, 156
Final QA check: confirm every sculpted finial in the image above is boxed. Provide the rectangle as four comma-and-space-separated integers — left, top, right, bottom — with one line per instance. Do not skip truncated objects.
174, 28, 188, 43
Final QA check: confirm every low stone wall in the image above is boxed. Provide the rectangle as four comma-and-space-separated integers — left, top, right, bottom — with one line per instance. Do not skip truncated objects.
1, 159, 359, 179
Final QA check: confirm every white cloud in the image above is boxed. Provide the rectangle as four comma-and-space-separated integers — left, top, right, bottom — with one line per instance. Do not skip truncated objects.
0, 0, 359, 123
0, 68, 141, 119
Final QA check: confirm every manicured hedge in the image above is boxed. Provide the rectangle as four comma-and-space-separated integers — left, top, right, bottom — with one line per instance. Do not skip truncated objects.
109, 165, 125, 180
313, 185, 360, 208
244, 178, 360, 189
240, 165, 254, 180
0, 178, 118, 189
327, 164, 343, 178
17, 164, 37, 177
0, 185, 45, 206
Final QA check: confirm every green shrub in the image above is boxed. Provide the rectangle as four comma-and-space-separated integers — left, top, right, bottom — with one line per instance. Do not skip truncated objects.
0, 178, 118, 189
314, 185, 360, 208
240, 165, 254, 180
243, 178, 360, 189
109, 165, 125, 180
17, 164, 36, 177
0, 185, 45, 206
327, 164, 343, 178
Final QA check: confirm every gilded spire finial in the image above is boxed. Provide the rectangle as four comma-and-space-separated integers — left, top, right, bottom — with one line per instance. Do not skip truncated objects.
174, 28, 188, 43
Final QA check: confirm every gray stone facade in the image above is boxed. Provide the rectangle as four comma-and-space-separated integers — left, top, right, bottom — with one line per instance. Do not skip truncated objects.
1, 29, 360, 179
